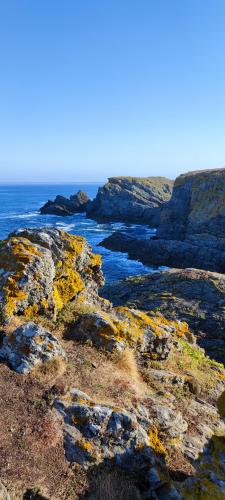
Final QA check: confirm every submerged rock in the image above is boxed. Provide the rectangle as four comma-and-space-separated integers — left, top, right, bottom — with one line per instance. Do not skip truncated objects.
101, 268, 225, 362
0, 228, 105, 322
0, 322, 65, 373
87, 176, 173, 225
40, 190, 90, 216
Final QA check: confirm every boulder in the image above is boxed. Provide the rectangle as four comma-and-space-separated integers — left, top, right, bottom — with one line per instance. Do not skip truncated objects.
0, 322, 65, 373
74, 306, 191, 360
54, 388, 181, 497
0, 228, 105, 322
40, 190, 90, 216
101, 268, 225, 361
87, 176, 173, 225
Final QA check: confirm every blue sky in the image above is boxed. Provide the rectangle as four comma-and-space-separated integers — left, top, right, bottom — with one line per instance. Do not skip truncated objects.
0, 0, 225, 182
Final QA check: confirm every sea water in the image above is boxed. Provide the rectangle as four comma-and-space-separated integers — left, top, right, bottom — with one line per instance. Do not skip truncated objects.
0, 183, 164, 284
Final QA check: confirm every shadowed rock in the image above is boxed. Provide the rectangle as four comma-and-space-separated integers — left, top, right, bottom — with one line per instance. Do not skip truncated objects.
40, 190, 90, 216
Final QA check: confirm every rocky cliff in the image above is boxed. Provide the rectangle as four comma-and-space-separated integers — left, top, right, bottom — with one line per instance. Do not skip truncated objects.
100, 169, 225, 273
86, 176, 173, 225
40, 190, 90, 216
158, 168, 225, 249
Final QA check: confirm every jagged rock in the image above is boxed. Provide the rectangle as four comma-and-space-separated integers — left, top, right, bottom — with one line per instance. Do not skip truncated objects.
100, 231, 225, 273
40, 190, 90, 216
55, 388, 181, 497
0, 483, 11, 500
0, 228, 105, 322
180, 391, 225, 498
0, 322, 65, 373
158, 168, 225, 248
152, 405, 188, 439
74, 306, 191, 360
87, 176, 173, 225
101, 268, 225, 362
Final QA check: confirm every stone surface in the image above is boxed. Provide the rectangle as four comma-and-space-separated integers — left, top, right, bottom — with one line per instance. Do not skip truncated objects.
55, 388, 181, 497
0, 228, 105, 322
101, 268, 225, 361
0, 322, 65, 373
74, 306, 191, 360
40, 190, 90, 216
158, 168, 225, 248
180, 390, 225, 499
87, 176, 173, 225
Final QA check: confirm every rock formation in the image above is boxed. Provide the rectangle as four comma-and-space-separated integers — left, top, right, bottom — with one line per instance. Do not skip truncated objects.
40, 190, 90, 216
75, 306, 192, 360
0, 225, 225, 498
100, 169, 225, 273
86, 176, 173, 225
0, 228, 105, 322
0, 322, 65, 374
101, 268, 225, 362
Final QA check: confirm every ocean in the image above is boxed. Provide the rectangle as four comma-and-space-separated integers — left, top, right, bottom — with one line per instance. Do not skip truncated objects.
0, 183, 165, 284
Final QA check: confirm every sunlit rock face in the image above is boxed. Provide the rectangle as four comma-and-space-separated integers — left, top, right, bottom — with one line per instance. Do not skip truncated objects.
0, 228, 105, 322
86, 176, 173, 225
0, 322, 66, 374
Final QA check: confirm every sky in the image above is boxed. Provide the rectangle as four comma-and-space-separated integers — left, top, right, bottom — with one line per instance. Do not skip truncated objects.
0, 0, 225, 183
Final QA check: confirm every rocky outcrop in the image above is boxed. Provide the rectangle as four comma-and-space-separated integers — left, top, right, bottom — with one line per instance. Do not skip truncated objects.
75, 306, 191, 360
0, 322, 65, 374
101, 268, 225, 362
40, 190, 90, 216
100, 169, 225, 273
87, 176, 173, 225
0, 228, 105, 322
158, 168, 225, 248
55, 387, 181, 498
100, 231, 225, 272
180, 390, 225, 499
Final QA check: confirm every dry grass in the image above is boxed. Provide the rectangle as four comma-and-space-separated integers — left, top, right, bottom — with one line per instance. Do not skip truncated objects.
31, 357, 66, 383
117, 348, 140, 381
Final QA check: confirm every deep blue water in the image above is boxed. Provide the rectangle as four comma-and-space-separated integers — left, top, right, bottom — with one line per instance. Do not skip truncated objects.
0, 183, 165, 284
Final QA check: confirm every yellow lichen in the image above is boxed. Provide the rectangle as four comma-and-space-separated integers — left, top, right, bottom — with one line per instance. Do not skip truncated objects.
76, 438, 92, 453
148, 426, 167, 456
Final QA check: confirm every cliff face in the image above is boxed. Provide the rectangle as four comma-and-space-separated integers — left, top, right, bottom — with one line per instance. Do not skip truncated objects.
87, 176, 173, 225
100, 168, 225, 274
158, 168, 225, 249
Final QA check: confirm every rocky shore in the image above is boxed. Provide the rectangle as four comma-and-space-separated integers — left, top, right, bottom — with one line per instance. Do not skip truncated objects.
0, 227, 225, 498
100, 168, 225, 274
86, 176, 173, 225
40, 190, 90, 216
40, 176, 173, 226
